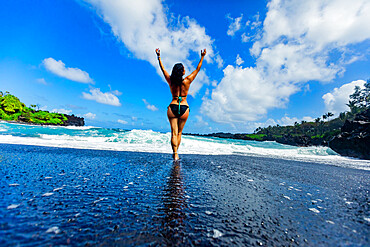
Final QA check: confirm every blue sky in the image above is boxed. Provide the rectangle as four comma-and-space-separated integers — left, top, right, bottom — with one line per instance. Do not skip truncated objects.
1, 0, 369, 133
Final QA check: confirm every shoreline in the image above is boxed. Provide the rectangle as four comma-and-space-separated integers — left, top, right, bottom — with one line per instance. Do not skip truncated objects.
0, 142, 369, 171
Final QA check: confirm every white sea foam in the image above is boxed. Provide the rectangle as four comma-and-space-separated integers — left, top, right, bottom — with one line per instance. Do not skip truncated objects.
309, 208, 320, 213
7, 204, 20, 209
93, 197, 108, 204
46, 226, 60, 234
0, 122, 369, 170
212, 229, 223, 238
283, 196, 292, 200
42, 192, 54, 197
53, 187, 64, 192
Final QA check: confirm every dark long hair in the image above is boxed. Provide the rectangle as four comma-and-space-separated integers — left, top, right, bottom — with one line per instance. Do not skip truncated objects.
170, 63, 184, 86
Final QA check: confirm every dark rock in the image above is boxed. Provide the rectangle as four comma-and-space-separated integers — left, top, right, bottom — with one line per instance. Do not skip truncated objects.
330, 109, 370, 160
64, 114, 84, 126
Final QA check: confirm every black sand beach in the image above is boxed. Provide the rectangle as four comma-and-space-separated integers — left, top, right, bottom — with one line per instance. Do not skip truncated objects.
1, 143, 369, 246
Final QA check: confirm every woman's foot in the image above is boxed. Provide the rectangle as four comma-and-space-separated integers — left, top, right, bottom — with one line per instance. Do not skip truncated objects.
173, 152, 179, 161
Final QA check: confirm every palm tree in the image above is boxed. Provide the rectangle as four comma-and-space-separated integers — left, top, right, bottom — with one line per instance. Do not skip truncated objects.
339, 112, 346, 121
320, 120, 325, 135
327, 112, 334, 121
314, 117, 320, 135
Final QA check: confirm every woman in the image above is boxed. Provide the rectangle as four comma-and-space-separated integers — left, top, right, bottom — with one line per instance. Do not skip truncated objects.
155, 48, 206, 160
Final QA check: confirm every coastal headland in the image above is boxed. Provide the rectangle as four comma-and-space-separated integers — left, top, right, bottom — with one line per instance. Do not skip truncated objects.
0, 92, 84, 126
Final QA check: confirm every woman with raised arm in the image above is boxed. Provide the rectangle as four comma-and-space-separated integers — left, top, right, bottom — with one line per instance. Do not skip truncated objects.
155, 48, 206, 160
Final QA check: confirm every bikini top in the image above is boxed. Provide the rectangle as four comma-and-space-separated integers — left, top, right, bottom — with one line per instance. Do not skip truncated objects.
172, 84, 187, 115
172, 95, 187, 100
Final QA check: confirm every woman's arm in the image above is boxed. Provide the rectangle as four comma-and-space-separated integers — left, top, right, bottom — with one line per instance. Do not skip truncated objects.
185, 49, 206, 83
156, 48, 171, 84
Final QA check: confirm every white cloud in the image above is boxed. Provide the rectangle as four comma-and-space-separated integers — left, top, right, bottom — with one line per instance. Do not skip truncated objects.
202, 65, 299, 122
302, 116, 315, 122
39, 105, 47, 111
322, 80, 366, 114
84, 112, 96, 119
235, 54, 244, 66
255, 0, 370, 54
82, 88, 121, 106
84, 0, 222, 96
52, 108, 72, 115
36, 78, 47, 85
227, 14, 243, 36
118, 119, 128, 124
240, 13, 262, 43
194, 115, 209, 127
142, 99, 158, 111
241, 33, 250, 43
276, 116, 314, 126
202, 0, 370, 124
111, 90, 122, 96
43, 58, 93, 83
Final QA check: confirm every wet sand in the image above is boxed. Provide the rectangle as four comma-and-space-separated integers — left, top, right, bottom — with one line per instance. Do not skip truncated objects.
1, 143, 369, 246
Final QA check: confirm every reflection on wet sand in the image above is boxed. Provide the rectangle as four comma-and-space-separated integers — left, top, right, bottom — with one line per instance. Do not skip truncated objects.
159, 161, 187, 245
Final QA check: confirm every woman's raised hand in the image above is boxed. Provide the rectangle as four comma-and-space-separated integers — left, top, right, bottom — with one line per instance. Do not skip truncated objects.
201, 49, 206, 57
155, 48, 160, 57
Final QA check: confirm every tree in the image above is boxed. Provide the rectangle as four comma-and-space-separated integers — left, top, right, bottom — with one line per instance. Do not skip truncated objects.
314, 117, 321, 135
348, 79, 370, 110
1, 94, 25, 113
320, 120, 325, 135
339, 112, 346, 121
349, 86, 362, 106
327, 112, 334, 121
362, 79, 370, 107
322, 114, 327, 121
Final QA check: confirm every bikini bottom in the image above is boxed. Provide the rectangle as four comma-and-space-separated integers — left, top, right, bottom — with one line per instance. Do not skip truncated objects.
169, 104, 189, 118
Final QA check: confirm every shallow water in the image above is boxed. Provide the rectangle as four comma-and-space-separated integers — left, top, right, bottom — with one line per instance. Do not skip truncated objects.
1, 144, 369, 246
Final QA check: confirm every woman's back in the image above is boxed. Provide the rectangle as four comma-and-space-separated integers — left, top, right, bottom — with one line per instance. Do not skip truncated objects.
170, 81, 190, 104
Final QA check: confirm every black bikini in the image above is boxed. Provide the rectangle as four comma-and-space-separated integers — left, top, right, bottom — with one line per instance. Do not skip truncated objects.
169, 103, 189, 118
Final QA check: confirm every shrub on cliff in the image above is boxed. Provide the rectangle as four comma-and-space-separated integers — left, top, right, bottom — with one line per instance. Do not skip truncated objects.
0, 91, 69, 125
0, 94, 25, 113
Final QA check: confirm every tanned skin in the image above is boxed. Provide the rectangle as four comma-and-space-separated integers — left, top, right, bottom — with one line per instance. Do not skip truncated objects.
156, 48, 206, 160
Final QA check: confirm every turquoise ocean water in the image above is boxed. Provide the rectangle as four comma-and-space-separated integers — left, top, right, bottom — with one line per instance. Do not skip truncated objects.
0, 121, 368, 170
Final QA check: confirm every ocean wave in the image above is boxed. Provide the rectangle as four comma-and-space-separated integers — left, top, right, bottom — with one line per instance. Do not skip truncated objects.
0, 122, 369, 170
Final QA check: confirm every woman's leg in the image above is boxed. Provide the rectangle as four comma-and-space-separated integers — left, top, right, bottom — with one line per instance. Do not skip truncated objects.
177, 108, 189, 149
167, 107, 179, 160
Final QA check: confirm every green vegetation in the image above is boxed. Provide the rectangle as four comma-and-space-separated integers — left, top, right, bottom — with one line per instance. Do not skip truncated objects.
249, 79, 370, 145
244, 133, 266, 141
0, 91, 68, 125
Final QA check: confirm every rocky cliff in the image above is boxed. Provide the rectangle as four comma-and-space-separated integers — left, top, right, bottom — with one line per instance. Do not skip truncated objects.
64, 114, 84, 126
330, 109, 370, 160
